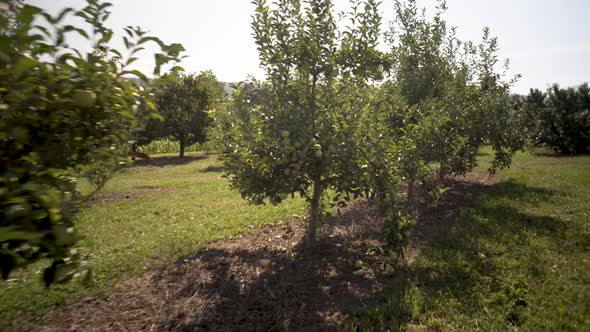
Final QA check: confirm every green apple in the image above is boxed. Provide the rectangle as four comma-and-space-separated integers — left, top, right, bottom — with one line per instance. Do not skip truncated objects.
313, 143, 322, 151
354, 260, 364, 269
314, 150, 323, 158
73, 90, 97, 108
280, 130, 290, 138
279, 193, 288, 200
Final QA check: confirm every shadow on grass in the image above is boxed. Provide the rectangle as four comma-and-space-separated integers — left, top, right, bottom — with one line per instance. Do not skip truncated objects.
199, 165, 226, 173
348, 177, 577, 330
532, 148, 589, 158
146, 201, 390, 331
28, 177, 582, 331
12, 201, 396, 332
132, 154, 208, 167
476, 151, 491, 157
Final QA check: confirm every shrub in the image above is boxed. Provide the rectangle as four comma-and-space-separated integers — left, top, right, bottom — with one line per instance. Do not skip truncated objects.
529, 83, 590, 154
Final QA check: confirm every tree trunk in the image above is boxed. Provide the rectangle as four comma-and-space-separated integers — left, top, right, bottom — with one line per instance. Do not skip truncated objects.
179, 141, 185, 158
131, 144, 138, 161
407, 180, 416, 215
306, 176, 323, 247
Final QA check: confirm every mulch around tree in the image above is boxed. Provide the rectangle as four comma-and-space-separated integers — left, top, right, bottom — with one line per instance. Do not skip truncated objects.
24, 173, 499, 332
33, 200, 389, 332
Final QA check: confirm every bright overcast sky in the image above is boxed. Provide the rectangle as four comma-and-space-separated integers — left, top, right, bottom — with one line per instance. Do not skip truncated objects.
28, 0, 589, 94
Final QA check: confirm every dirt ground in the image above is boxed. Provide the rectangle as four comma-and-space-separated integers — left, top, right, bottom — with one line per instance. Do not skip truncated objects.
22, 173, 498, 332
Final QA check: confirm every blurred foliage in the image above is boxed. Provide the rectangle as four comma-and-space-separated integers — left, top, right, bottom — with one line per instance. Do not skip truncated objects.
0, 0, 184, 284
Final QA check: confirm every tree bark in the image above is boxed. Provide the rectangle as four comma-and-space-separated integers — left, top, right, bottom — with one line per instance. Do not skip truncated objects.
306, 175, 323, 247
407, 180, 415, 210
179, 141, 185, 158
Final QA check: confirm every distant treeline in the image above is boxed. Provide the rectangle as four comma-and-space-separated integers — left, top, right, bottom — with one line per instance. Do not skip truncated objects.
516, 83, 590, 154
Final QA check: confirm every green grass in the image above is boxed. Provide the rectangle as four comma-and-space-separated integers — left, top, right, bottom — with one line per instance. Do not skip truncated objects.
350, 148, 590, 331
0, 153, 306, 324
2, 149, 589, 330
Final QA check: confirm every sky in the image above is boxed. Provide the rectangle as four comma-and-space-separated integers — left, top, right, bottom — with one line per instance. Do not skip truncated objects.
28, 0, 590, 94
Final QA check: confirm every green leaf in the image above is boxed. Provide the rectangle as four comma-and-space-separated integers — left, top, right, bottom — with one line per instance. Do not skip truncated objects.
19, 5, 43, 26
165, 43, 185, 56
14, 55, 38, 73
0, 227, 40, 242
121, 69, 148, 82
138, 36, 164, 48
123, 36, 132, 49
125, 57, 139, 66
63, 25, 89, 39
55, 7, 74, 23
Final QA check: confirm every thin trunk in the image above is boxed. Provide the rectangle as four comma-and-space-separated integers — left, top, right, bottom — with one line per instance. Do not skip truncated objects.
179, 141, 185, 158
131, 144, 138, 161
306, 175, 323, 247
407, 170, 417, 217
306, 73, 321, 247
407, 180, 415, 210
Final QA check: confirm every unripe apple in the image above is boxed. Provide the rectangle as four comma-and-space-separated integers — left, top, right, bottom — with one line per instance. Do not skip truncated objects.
280, 130, 290, 138
354, 260, 364, 269
73, 90, 97, 108
314, 150, 323, 158
279, 193, 288, 200
312, 143, 322, 151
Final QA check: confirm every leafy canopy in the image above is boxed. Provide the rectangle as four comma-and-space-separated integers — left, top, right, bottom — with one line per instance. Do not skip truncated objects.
218, 0, 386, 244
0, 0, 185, 284
155, 71, 225, 157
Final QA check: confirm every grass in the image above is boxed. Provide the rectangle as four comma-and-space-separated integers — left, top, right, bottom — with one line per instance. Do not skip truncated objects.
2, 148, 589, 330
0, 153, 306, 324
349, 147, 590, 331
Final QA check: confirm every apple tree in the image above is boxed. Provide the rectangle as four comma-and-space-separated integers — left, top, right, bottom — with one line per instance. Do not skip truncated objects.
218, 0, 386, 246
155, 71, 225, 158
355, 0, 525, 254
383, 0, 524, 185
0, 0, 185, 284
